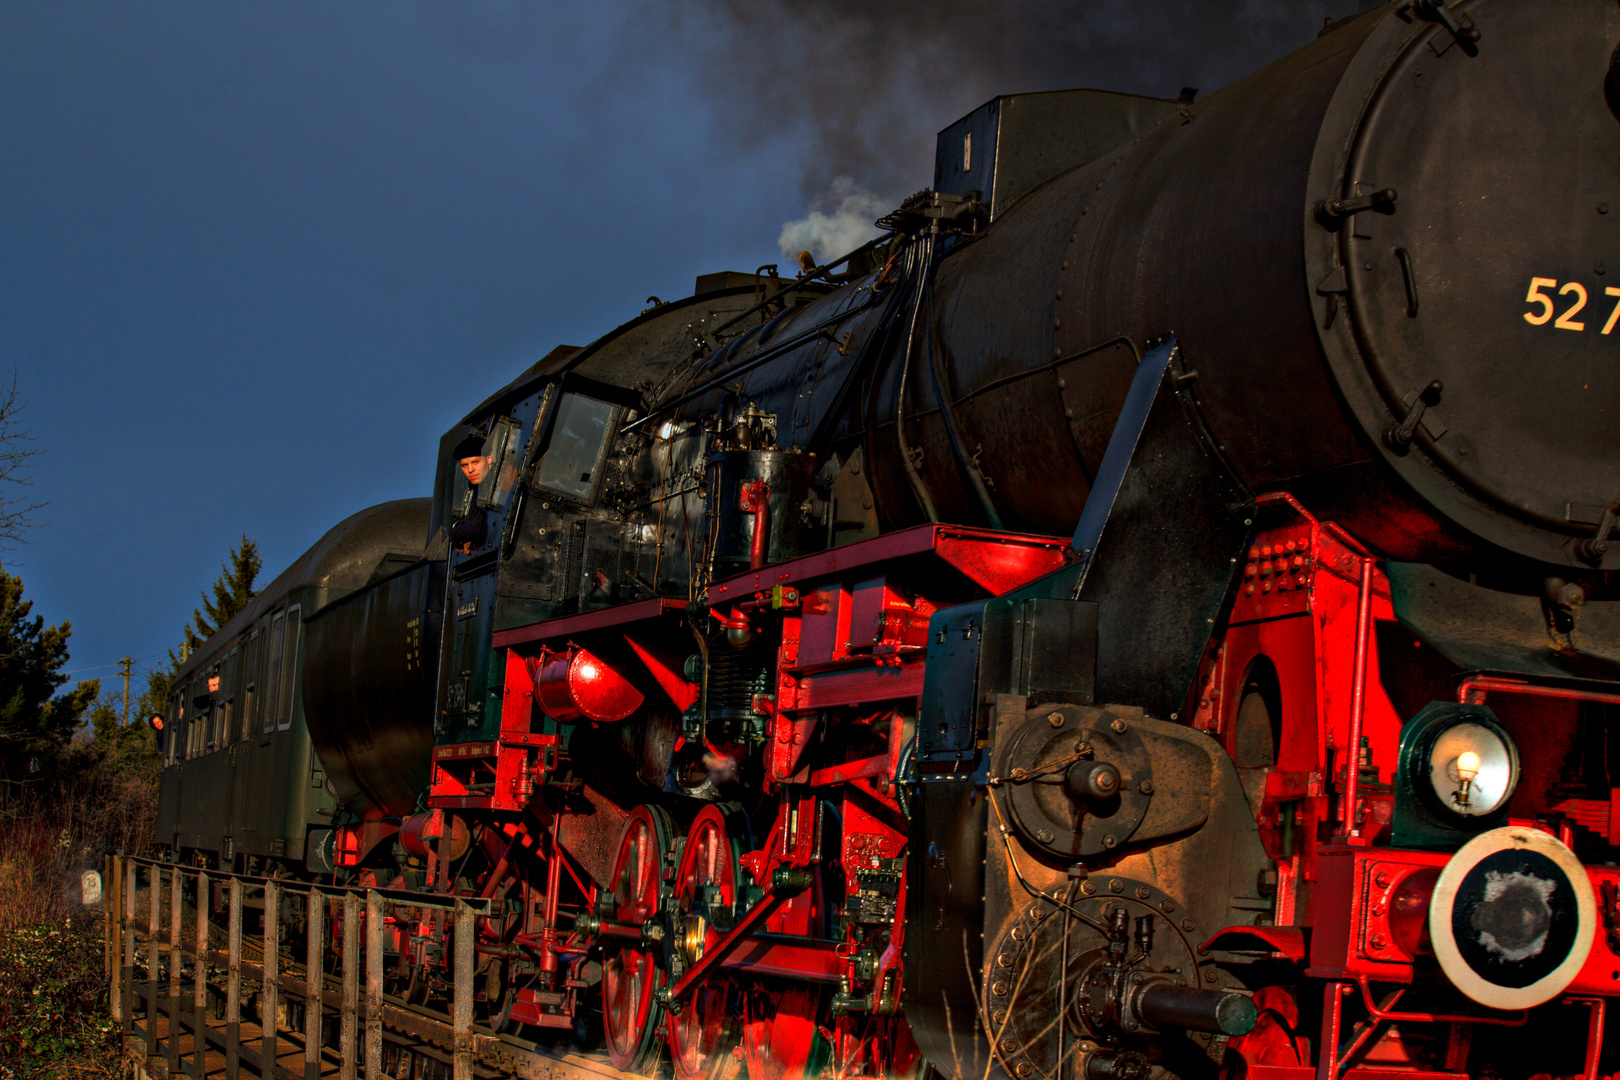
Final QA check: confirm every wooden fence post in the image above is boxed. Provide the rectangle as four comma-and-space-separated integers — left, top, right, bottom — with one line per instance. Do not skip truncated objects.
195, 870, 210, 1080
103, 854, 113, 984
264, 880, 281, 1080
341, 892, 359, 1080
305, 889, 324, 1080
109, 856, 122, 1024
365, 891, 383, 1080
169, 867, 182, 1077
454, 900, 474, 1080
227, 875, 243, 1078
147, 863, 160, 1054
122, 858, 136, 1035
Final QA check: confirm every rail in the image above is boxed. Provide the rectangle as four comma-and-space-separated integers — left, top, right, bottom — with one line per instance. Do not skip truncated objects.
101, 854, 633, 1080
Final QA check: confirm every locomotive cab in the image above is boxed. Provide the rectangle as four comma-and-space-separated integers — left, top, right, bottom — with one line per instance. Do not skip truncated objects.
431, 372, 648, 741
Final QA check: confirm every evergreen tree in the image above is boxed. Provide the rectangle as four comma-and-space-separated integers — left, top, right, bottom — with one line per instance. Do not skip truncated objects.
186, 534, 262, 651
136, 535, 261, 725
90, 690, 160, 786
0, 565, 96, 780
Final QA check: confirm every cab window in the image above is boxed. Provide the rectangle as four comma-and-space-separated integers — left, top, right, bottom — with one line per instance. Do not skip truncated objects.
477, 417, 523, 509
535, 393, 619, 502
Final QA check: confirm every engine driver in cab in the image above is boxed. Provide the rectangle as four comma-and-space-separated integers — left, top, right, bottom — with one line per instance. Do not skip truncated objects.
449, 431, 491, 552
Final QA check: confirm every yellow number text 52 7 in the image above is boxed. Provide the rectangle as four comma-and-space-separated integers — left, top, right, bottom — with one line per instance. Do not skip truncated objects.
1524, 276, 1620, 334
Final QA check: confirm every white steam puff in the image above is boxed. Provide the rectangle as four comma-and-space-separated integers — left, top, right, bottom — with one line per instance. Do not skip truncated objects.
778, 176, 888, 266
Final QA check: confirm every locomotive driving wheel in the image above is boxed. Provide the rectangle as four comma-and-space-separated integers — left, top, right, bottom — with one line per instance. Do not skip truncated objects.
603, 804, 673, 1072
478, 874, 528, 1033
743, 983, 825, 1080
668, 805, 745, 1080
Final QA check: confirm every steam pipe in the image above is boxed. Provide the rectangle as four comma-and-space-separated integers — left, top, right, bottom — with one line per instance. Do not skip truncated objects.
894, 239, 941, 521
704, 231, 894, 342
623, 289, 888, 434
1343, 556, 1375, 838
740, 480, 770, 570
805, 247, 916, 457
1134, 984, 1257, 1036
920, 261, 1004, 529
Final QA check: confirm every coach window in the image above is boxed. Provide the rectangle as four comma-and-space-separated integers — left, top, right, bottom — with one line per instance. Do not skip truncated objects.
277, 605, 301, 731
189, 677, 209, 757
167, 694, 182, 765
207, 667, 227, 750
241, 630, 260, 739
262, 612, 286, 735
218, 649, 238, 743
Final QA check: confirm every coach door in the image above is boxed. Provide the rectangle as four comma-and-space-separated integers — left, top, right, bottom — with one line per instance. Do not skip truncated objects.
227, 631, 260, 855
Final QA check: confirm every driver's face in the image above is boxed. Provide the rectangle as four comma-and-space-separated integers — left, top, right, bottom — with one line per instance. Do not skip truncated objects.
459, 455, 490, 485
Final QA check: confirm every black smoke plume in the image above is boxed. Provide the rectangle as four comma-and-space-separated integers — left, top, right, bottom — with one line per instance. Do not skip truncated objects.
637, 0, 1348, 206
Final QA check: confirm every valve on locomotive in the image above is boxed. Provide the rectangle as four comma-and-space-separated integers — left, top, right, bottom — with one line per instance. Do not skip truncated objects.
1075, 908, 1256, 1042
701, 403, 822, 582
985, 873, 1254, 1080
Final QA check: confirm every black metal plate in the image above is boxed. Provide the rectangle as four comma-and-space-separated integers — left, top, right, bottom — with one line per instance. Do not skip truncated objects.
1311, 0, 1620, 565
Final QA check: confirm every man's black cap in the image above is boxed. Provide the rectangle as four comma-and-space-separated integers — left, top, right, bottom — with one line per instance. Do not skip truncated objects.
453, 433, 486, 460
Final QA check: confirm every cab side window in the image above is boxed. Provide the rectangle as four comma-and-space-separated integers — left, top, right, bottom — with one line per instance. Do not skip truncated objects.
479, 417, 523, 508
535, 393, 619, 503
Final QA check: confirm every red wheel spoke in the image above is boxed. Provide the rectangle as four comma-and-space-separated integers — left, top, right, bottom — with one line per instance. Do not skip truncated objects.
603, 805, 672, 1072
668, 806, 745, 1080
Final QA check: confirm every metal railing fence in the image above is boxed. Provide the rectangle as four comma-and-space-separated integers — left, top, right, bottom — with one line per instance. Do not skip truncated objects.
104, 854, 491, 1080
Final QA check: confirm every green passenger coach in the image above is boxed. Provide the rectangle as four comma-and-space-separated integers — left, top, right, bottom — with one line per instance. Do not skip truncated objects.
154, 499, 432, 874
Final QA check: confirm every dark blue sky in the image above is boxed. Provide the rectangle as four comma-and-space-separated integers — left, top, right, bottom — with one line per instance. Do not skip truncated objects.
1, 1, 1338, 697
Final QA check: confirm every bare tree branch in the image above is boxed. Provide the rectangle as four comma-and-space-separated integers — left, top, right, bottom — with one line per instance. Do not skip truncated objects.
0, 372, 46, 549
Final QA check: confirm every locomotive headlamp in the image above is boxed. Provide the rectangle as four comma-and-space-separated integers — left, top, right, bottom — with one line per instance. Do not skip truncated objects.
1393, 703, 1520, 849
1428, 725, 1513, 817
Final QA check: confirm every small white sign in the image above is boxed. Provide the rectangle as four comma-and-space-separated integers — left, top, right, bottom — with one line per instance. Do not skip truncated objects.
81, 870, 102, 906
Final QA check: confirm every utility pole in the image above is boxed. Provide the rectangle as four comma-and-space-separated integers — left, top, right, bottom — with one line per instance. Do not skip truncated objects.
119, 657, 133, 726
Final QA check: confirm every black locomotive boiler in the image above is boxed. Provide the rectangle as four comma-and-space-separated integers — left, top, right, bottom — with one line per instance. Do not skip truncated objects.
158, 4, 1620, 1078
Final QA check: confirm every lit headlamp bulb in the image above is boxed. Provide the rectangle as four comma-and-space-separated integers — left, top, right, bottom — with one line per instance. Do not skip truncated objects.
1451, 749, 1482, 809
1427, 722, 1516, 817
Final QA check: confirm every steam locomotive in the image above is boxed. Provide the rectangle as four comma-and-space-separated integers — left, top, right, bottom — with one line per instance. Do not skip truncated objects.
156, 2, 1620, 1077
